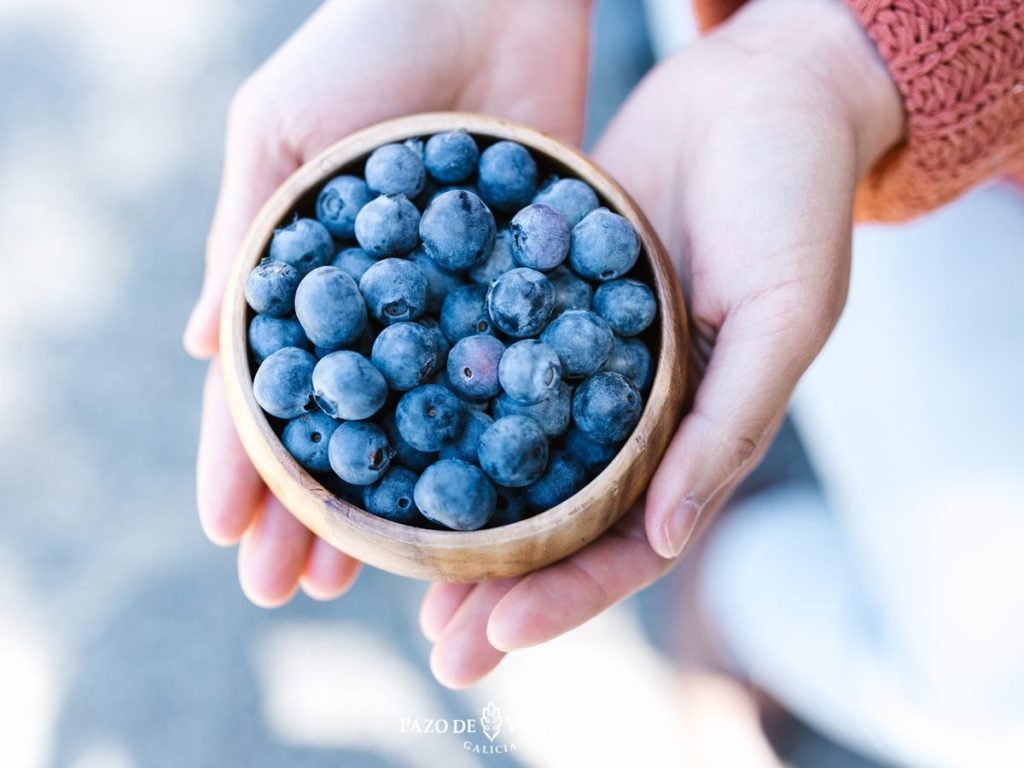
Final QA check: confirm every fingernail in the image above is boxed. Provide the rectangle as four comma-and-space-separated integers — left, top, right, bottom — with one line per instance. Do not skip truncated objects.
183, 301, 204, 351
183, 299, 218, 359
662, 497, 702, 558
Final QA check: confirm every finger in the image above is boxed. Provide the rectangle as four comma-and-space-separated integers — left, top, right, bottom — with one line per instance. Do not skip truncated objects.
184, 86, 297, 359
462, 0, 590, 145
645, 294, 827, 559
429, 578, 518, 689
486, 507, 674, 651
420, 582, 475, 642
300, 537, 361, 601
237, 493, 314, 608
197, 361, 265, 545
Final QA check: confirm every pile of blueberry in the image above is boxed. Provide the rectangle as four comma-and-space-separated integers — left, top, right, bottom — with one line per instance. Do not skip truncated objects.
246, 130, 657, 531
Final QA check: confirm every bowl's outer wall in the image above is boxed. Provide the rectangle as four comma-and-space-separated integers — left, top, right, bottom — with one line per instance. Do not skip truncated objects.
220, 112, 688, 581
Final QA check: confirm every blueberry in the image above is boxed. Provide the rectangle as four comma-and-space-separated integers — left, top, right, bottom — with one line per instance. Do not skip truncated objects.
440, 283, 492, 342
548, 265, 593, 316
477, 140, 537, 212
395, 384, 466, 452
282, 411, 339, 472
468, 227, 516, 285
540, 309, 614, 378
331, 246, 376, 282
455, 394, 491, 414
498, 339, 562, 405
523, 451, 586, 512
354, 194, 421, 258
414, 176, 440, 210
418, 316, 451, 362
434, 366, 490, 412
380, 411, 436, 472
494, 379, 571, 437
427, 182, 478, 205
407, 248, 466, 313
371, 321, 438, 391
439, 409, 493, 464
446, 334, 505, 400
253, 347, 316, 419
245, 260, 301, 317
269, 217, 334, 274
561, 425, 620, 477
316, 175, 372, 239
486, 268, 554, 338
571, 371, 643, 444
363, 466, 421, 523
358, 258, 429, 324
414, 459, 496, 530
294, 266, 368, 348
315, 328, 373, 359
510, 203, 570, 271
570, 209, 641, 281
419, 189, 496, 271
593, 279, 656, 336
364, 143, 426, 198
532, 176, 599, 228
404, 136, 425, 158
328, 420, 394, 485
424, 130, 479, 183
249, 314, 309, 363
312, 350, 388, 420
477, 415, 548, 487
487, 487, 530, 527
603, 336, 653, 391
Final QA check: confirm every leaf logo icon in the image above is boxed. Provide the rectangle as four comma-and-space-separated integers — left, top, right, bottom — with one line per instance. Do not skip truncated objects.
480, 701, 502, 742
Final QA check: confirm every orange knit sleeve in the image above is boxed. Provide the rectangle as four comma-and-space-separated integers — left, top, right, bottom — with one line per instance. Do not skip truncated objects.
690, 0, 1024, 222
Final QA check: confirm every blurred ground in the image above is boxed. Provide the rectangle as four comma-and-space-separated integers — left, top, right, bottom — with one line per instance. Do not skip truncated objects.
0, 1, 883, 766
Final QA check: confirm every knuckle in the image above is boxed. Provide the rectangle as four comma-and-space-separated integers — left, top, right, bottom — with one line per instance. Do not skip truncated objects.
723, 428, 760, 472
227, 74, 267, 134
766, 281, 847, 361
713, 414, 769, 477
692, 409, 769, 484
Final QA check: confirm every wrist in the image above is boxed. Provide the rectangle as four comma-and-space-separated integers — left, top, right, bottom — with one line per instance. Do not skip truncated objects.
715, 0, 905, 177
816, 0, 905, 176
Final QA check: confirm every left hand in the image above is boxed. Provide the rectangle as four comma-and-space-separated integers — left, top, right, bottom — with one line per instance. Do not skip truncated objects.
420, 0, 904, 687
183, 0, 590, 607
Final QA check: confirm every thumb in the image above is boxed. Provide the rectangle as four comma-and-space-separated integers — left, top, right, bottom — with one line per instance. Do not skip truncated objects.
591, 65, 855, 560
184, 84, 298, 359
644, 289, 836, 558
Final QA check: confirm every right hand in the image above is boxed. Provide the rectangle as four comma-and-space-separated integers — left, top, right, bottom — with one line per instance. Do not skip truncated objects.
419, 0, 905, 688
183, 0, 591, 606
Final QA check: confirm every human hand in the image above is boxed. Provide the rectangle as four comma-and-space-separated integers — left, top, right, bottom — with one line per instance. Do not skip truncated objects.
183, 0, 591, 606
421, 0, 904, 686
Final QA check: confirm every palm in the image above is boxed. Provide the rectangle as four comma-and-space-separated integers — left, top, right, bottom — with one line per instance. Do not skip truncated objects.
187, 0, 589, 606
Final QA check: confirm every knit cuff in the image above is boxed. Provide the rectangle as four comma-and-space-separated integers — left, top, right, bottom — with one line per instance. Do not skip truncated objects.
847, 0, 1024, 221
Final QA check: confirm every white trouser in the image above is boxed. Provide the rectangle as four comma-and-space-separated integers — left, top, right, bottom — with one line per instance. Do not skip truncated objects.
700, 183, 1024, 767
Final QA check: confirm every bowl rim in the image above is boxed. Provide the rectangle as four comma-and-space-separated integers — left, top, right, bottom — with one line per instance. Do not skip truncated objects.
220, 111, 687, 574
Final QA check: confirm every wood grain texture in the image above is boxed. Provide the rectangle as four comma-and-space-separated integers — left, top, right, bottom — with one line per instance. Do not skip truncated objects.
220, 112, 688, 581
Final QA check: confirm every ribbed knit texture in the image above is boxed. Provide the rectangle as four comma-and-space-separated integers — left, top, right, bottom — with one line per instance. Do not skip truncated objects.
692, 0, 1024, 221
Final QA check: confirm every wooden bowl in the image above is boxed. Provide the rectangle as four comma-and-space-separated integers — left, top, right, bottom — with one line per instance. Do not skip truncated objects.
220, 112, 687, 581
